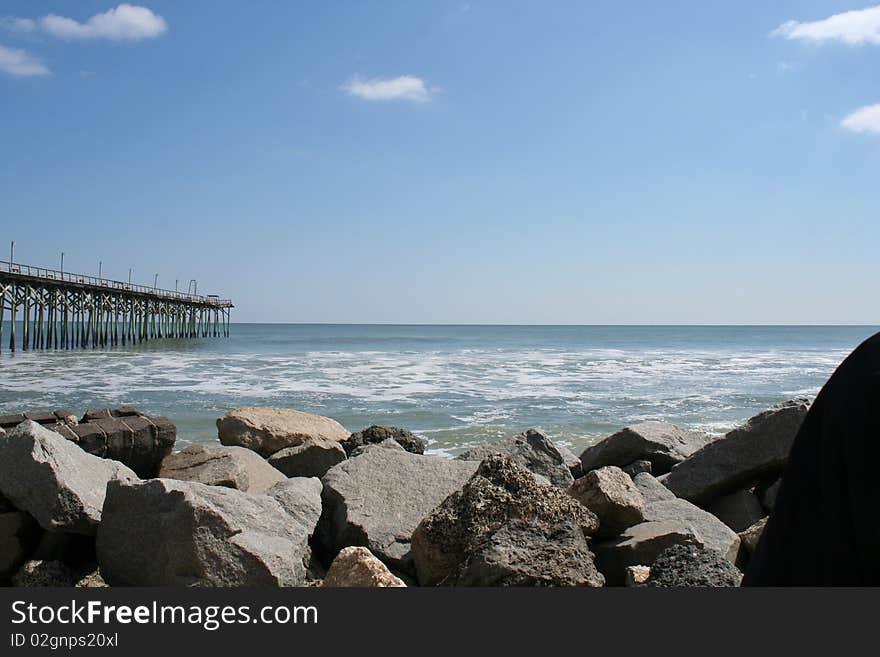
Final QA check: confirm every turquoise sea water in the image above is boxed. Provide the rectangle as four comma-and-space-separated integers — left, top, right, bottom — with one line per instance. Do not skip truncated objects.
0, 325, 874, 456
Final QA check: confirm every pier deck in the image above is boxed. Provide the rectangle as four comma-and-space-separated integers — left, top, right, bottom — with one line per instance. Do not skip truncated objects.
0, 260, 233, 351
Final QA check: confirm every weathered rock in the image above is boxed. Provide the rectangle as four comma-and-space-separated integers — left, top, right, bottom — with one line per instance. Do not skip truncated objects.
217, 407, 349, 457
97, 478, 317, 586
569, 466, 644, 536
71, 411, 176, 478
557, 444, 584, 479
268, 438, 347, 478
0, 421, 137, 535
457, 429, 575, 488
756, 478, 781, 512
453, 519, 604, 587
706, 489, 765, 533
159, 444, 285, 493
318, 448, 478, 573
580, 422, 713, 476
641, 499, 740, 562
622, 459, 653, 477
0, 511, 41, 581
411, 455, 599, 586
76, 569, 108, 588
625, 565, 651, 586
632, 472, 676, 503
342, 425, 426, 456
646, 544, 743, 587
595, 521, 700, 584
739, 517, 768, 555
663, 400, 810, 504
12, 560, 77, 587
349, 438, 406, 458
322, 547, 406, 587
265, 478, 323, 533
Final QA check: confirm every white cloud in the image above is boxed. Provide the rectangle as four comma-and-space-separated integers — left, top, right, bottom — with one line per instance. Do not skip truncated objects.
0, 44, 50, 76
841, 103, 880, 134
40, 4, 167, 41
772, 5, 880, 45
343, 75, 432, 102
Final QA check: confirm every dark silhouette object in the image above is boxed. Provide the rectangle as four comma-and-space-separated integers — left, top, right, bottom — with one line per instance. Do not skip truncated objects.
743, 331, 880, 586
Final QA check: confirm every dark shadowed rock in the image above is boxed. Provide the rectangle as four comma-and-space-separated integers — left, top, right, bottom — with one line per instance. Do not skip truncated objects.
159, 444, 286, 493
71, 411, 175, 478
268, 438, 347, 478
623, 459, 653, 477
411, 455, 599, 586
595, 521, 699, 585
706, 489, 765, 533
632, 472, 676, 503
342, 426, 426, 456
453, 518, 604, 587
569, 466, 644, 536
556, 444, 584, 479
97, 478, 317, 586
0, 421, 137, 535
756, 478, 781, 513
663, 400, 810, 505
0, 511, 41, 582
217, 407, 349, 458
317, 448, 478, 573
456, 429, 575, 488
12, 560, 78, 587
580, 422, 713, 476
646, 544, 743, 587
641, 499, 740, 562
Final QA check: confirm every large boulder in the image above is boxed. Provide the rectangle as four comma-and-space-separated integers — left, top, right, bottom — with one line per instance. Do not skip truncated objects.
411, 455, 600, 586
217, 407, 349, 458
595, 521, 700, 584
158, 444, 285, 493
265, 478, 323, 531
453, 518, 605, 587
268, 438, 347, 478
632, 472, 676, 503
456, 429, 575, 488
322, 547, 406, 587
663, 400, 810, 505
706, 489, 765, 533
579, 422, 713, 476
641, 499, 740, 562
342, 426, 426, 456
646, 544, 743, 587
0, 421, 137, 535
317, 448, 478, 573
569, 466, 644, 536
97, 478, 318, 586
70, 410, 176, 478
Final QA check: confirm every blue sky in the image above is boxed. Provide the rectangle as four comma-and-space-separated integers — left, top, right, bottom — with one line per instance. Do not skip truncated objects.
1, 1, 879, 324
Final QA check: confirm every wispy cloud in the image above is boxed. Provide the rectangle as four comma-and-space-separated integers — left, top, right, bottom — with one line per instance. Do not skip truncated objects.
2, 4, 167, 42
0, 43, 50, 76
772, 5, 880, 45
841, 103, 880, 134
343, 75, 433, 102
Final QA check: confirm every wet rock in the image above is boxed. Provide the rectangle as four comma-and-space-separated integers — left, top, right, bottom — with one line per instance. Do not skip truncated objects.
318, 448, 478, 573
0, 421, 137, 535
453, 518, 604, 587
663, 400, 810, 504
632, 472, 676, 503
646, 544, 743, 587
12, 560, 77, 587
159, 444, 285, 493
457, 429, 575, 488
580, 422, 713, 476
569, 466, 645, 536
268, 438, 347, 478
706, 489, 765, 533
411, 455, 599, 586
217, 407, 349, 458
97, 478, 317, 586
342, 426, 426, 456
322, 547, 406, 587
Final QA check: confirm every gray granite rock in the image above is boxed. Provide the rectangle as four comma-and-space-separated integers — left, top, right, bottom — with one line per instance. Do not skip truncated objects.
706, 489, 766, 533
632, 472, 676, 503
159, 444, 286, 493
268, 438, 347, 478
457, 429, 575, 488
569, 466, 644, 536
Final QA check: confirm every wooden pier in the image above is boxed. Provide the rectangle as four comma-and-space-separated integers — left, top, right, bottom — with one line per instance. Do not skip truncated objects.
0, 260, 233, 352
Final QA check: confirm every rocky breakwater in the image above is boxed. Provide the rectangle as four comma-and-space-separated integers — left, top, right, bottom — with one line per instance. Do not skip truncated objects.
0, 399, 808, 587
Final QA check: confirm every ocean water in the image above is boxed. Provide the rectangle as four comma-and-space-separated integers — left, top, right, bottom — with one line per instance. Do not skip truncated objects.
0, 325, 874, 456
